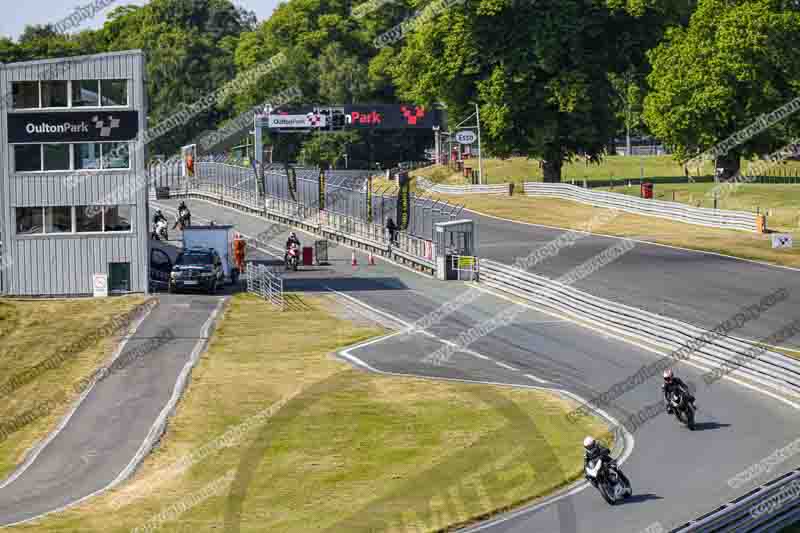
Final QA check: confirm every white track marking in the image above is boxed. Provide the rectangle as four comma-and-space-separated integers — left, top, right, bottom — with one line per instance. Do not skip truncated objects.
525, 373, 549, 384
470, 282, 800, 411
337, 334, 636, 526
326, 286, 524, 370
0, 300, 159, 492
0, 298, 225, 528
465, 207, 800, 273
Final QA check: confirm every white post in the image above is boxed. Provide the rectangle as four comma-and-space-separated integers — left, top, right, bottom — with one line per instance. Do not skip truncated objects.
434, 127, 441, 165
475, 103, 484, 185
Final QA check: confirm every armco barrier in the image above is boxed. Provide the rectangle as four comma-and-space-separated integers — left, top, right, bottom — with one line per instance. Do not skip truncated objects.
416, 177, 513, 196
157, 181, 437, 275
479, 257, 800, 530
670, 469, 800, 532
523, 182, 762, 232
478, 258, 800, 399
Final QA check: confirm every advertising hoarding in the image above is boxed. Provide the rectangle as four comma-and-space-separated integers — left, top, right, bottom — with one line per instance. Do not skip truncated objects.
8, 111, 140, 143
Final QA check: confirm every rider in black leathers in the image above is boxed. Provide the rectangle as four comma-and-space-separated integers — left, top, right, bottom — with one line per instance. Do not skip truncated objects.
286, 232, 301, 250
285, 232, 301, 262
153, 208, 167, 225
174, 201, 191, 229
662, 369, 695, 414
583, 436, 612, 486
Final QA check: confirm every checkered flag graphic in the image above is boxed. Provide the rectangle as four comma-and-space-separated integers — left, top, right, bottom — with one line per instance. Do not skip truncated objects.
93, 115, 121, 137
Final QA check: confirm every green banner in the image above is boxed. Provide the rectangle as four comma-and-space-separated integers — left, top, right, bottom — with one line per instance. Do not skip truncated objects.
286, 164, 297, 202
366, 175, 373, 223
319, 168, 326, 210
396, 171, 410, 230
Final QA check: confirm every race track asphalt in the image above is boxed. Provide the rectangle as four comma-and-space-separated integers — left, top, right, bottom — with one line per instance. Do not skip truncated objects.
2, 195, 795, 530
463, 209, 800, 350
149, 197, 800, 533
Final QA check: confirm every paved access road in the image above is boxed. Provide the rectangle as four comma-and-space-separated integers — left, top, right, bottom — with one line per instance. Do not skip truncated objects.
150, 197, 800, 533
0, 290, 223, 527
465, 209, 800, 350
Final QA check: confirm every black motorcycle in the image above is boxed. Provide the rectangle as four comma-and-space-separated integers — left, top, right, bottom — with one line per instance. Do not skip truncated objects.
669, 389, 695, 430
175, 208, 191, 230
585, 457, 632, 505
151, 219, 168, 241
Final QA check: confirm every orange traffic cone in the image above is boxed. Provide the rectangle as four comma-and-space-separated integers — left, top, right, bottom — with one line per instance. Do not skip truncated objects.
351, 250, 358, 266
368, 251, 375, 265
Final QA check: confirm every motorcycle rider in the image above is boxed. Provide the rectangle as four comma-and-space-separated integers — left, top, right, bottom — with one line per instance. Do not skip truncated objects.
153, 208, 167, 226
286, 232, 301, 250
285, 232, 301, 263
174, 201, 191, 229
662, 369, 696, 414
583, 436, 612, 486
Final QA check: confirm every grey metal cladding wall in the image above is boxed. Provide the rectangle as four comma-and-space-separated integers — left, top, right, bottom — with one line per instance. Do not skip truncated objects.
12, 217, 144, 296
12, 172, 144, 205
3, 50, 149, 295
3, 50, 144, 81
1, 64, 11, 293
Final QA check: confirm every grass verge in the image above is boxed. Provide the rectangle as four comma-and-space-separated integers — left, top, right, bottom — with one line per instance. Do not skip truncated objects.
420, 192, 800, 269
595, 182, 800, 233
10, 293, 611, 532
413, 156, 800, 187
0, 296, 148, 480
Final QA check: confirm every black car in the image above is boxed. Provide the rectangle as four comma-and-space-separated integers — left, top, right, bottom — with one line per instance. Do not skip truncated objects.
168, 248, 223, 294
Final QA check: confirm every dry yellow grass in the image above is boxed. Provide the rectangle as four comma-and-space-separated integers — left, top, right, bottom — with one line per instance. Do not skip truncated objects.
424, 194, 800, 268
11, 294, 611, 532
0, 296, 148, 479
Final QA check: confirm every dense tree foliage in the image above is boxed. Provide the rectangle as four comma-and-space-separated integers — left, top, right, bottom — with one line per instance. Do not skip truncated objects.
2, 0, 798, 178
643, 0, 800, 177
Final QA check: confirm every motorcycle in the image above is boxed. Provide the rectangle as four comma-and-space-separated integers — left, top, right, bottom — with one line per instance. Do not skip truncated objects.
285, 244, 299, 271
585, 457, 632, 505
151, 219, 168, 241
174, 208, 191, 230
669, 389, 695, 430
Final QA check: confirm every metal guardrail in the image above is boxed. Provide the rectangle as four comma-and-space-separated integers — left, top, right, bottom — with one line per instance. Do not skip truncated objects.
245, 262, 284, 310
157, 176, 437, 274
478, 257, 800, 530
416, 177, 513, 196
394, 232, 435, 266
670, 469, 800, 532
478, 258, 800, 398
522, 182, 762, 232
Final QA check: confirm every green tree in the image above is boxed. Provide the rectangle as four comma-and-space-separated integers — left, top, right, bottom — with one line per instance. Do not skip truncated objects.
609, 69, 646, 154
299, 131, 360, 168
99, 0, 256, 154
643, 0, 800, 178
389, 0, 637, 181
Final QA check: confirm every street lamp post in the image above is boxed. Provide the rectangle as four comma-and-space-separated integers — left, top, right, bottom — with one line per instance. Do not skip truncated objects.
475, 103, 484, 185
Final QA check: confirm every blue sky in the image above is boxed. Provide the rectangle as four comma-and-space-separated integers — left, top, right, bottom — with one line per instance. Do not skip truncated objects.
1, 0, 281, 41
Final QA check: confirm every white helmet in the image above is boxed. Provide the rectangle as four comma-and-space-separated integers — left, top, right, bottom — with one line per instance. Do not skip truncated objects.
583, 436, 595, 449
